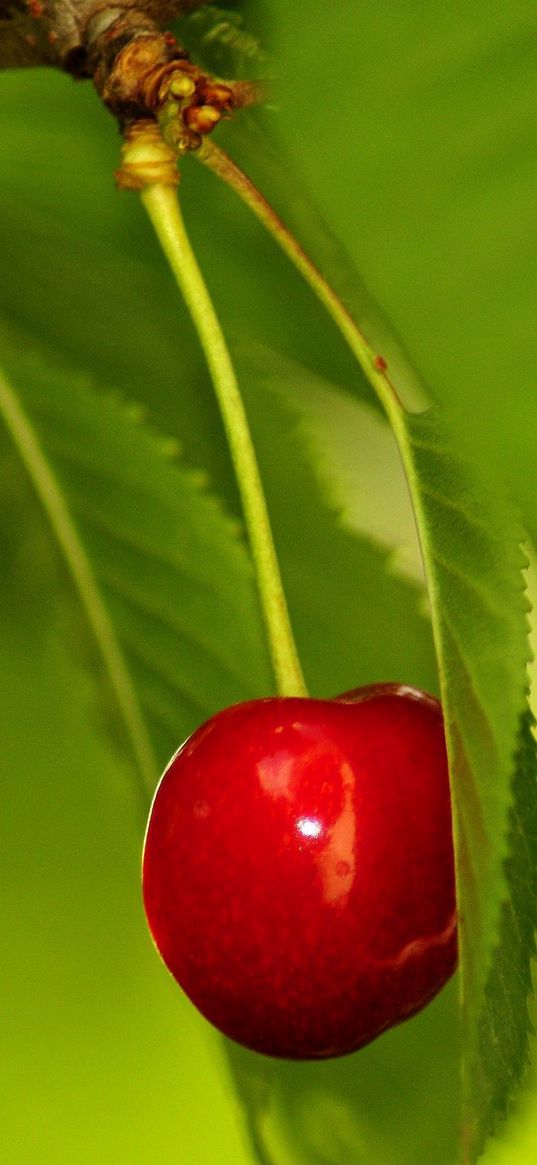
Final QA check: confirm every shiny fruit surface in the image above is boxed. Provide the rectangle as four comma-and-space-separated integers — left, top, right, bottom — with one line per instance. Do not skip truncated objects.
142, 684, 457, 1058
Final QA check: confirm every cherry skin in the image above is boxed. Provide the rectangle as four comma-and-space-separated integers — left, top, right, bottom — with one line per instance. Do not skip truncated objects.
142, 683, 457, 1059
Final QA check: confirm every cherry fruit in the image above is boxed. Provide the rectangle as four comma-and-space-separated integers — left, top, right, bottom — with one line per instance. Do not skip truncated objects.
142, 684, 457, 1059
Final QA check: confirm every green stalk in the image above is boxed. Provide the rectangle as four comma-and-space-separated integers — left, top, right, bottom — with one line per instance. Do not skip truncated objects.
195, 143, 433, 607
197, 140, 403, 430
140, 182, 307, 699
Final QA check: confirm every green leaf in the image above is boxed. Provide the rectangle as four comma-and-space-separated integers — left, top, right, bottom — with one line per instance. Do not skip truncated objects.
393, 403, 533, 1158
474, 710, 537, 1152
0, 328, 272, 786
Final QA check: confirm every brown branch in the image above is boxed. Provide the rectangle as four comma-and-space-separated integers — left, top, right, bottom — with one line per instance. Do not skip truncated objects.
0, 0, 207, 72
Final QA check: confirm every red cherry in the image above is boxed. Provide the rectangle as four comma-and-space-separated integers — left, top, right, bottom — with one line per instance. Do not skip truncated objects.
142, 684, 457, 1059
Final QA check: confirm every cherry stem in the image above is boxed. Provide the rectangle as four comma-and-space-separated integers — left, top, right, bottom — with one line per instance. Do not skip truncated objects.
197, 140, 405, 433
140, 181, 308, 699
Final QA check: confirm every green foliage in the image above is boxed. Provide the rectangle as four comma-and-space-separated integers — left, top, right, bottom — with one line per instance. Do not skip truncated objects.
476, 712, 537, 1148
0, 331, 272, 769
395, 406, 532, 1158
1, 1, 537, 1163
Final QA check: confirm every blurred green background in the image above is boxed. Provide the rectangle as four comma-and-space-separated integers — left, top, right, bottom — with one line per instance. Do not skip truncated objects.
1, 2, 536, 1162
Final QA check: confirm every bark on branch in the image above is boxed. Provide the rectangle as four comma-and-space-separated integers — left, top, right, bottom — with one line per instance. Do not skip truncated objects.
0, 0, 206, 72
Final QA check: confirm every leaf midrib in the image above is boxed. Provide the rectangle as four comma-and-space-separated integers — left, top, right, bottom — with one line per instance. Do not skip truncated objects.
0, 363, 158, 802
